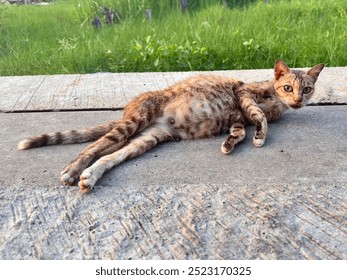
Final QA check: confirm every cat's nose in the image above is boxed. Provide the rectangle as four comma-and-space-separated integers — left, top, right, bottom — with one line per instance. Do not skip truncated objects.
294, 97, 302, 104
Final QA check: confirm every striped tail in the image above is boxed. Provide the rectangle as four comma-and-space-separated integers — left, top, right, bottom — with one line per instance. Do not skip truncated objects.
19, 90, 172, 150
18, 121, 119, 150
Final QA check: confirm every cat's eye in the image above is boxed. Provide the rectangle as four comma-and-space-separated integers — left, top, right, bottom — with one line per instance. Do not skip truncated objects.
302, 87, 312, 94
284, 85, 293, 92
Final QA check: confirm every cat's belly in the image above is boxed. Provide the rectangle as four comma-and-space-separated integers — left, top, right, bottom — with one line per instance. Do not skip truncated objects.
155, 117, 217, 140
155, 90, 243, 140
156, 107, 243, 140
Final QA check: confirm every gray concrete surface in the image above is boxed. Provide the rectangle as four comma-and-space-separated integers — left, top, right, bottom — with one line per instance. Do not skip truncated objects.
0, 68, 346, 260
1, 107, 346, 260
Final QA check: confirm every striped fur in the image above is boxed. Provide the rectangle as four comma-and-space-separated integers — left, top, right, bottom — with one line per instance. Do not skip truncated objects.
18, 60, 324, 192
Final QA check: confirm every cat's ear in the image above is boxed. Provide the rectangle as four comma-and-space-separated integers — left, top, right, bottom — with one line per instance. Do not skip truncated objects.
306, 64, 324, 82
274, 60, 290, 80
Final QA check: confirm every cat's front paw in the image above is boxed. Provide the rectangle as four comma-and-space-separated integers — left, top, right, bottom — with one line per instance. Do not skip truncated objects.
253, 136, 265, 147
221, 140, 234, 154
79, 169, 98, 193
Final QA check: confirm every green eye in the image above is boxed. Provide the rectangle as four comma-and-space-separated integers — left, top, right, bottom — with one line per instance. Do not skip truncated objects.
284, 85, 293, 92
303, 87, 312, 94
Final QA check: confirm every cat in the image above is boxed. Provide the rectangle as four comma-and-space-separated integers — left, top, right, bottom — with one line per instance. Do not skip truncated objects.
18, 60, 324, 193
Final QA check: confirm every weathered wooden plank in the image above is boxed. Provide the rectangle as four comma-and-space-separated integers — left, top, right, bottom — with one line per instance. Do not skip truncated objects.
1, 67, 346, 112
1, 75, 46, 111
25, 75, 71, 111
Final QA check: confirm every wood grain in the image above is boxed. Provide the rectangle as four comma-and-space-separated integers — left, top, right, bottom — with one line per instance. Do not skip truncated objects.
1, 67, 346, 112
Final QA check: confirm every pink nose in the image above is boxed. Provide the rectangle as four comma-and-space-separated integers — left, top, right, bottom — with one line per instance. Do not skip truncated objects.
294, 98, 302, 104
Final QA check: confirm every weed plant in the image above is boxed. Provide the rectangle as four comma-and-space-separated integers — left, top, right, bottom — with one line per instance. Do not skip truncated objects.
0, 0, 346, 76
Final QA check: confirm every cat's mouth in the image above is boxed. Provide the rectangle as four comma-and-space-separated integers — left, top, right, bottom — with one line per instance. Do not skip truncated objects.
290, 104, 303, 109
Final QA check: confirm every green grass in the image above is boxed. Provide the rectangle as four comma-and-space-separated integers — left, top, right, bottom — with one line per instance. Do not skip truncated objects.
0, 0, 346, 76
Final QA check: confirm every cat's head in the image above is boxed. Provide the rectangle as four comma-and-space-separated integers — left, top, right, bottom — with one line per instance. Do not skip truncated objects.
273, 60, 324, 109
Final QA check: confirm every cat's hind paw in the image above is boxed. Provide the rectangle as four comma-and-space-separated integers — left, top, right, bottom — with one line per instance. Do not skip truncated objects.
60, 169, 79, 186
79, 169, 97, 193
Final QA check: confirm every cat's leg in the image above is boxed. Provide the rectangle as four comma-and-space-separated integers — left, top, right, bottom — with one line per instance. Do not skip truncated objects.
258, 99, 288, 123
78, 126, 171, 192
60, 119, 139, 185
240, 96, 268, 147
221, 122, 246, 154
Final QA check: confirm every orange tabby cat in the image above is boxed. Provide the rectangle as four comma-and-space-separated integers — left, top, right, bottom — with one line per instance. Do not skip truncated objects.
18, 60, 324, 192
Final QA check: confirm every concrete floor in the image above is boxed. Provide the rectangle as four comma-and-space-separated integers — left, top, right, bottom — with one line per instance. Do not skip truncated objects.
0, 68, 346, 259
